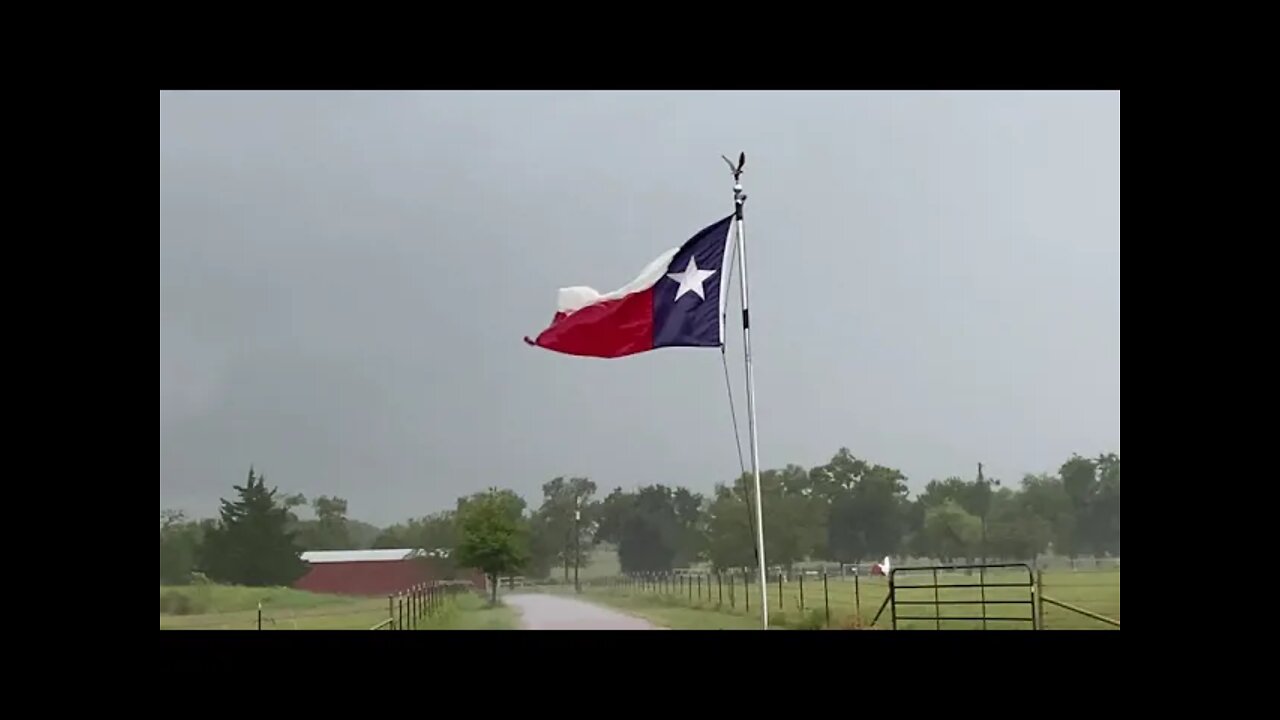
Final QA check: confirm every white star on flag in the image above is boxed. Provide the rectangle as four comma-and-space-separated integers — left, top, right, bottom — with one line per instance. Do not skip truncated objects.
666, 257, 717, 301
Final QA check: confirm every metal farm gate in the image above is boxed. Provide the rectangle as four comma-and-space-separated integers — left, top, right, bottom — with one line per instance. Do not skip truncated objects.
889, 563, 1037, 630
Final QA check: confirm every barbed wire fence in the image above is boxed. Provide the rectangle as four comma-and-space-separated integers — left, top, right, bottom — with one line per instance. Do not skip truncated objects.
581, 556, 1119, 630
376, 580, 474, 630
159, 580, 477, 630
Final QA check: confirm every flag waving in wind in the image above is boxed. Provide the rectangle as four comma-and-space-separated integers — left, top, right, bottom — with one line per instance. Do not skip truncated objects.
525, 215, 735, 358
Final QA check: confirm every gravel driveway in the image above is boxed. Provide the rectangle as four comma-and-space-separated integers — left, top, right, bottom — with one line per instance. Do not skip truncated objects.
505, 593, 660, 630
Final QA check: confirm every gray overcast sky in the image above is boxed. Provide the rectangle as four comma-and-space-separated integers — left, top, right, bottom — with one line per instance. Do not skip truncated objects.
160, 90, 1120, 525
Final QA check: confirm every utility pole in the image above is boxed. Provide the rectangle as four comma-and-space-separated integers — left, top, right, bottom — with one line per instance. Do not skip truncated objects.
574, 495, 582, 594
978, 462, 986, 568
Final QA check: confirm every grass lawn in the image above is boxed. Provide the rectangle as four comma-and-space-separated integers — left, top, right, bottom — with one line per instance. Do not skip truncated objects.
160, 584, 388, 630
1037, 569, 1121, 629
572, 591, 765, 630
578, 568, 1119, 630
416, 592, 519, 630
160, 583, 519, 630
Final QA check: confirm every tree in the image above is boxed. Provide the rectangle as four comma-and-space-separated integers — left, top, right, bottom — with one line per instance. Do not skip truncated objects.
593, 487, 634, 547
902, 497, 927, 557
373, 511, 460, 579
755, 470, 812, 570
1020, 472, 1077, 558
608, 484, 708, 573
706, 467, 822, 572
419, 512, 457, 550
849, 468, 911, 558
671, 486, 709, 566
618, 510, 676, 573
706, 483, 756, 570
373, 511, 455, 550
917, 476, 989, 516
536, 477, 597, 582
828, 492, 869, 562
814, 448, 870, 493
373, 521, 414, 549
984, 488, 1051, 560
1090, 453, 1120, 556
280, 493, 308, 514
1060, 455, 1099, 510
200, 467, 307, 587
918, 500, 982, 563
314, 496, 350, 541
346, 519, 383, 549
160, 509, 205, 585
916, 467, 1000, 562
293, 495, 354, 550
775, 464, 828, 561
616, 486, 680, 573
826, 462, 910, 562
525, 511, 559, 579
454, 488, 530, 604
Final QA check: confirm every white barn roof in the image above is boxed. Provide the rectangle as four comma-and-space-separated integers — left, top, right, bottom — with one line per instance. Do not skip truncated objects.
300, 549, 424, 564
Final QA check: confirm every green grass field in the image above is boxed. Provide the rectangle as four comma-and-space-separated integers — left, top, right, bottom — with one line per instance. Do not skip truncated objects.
573, 591, 767, 629
161, 559, 1117, 631
415, 593, 519, 630
159, 584, 514, 630
160, 585, 391, 630
530, 545, 623, 585
579, 545, 623, 578
579, 568, 1119, 630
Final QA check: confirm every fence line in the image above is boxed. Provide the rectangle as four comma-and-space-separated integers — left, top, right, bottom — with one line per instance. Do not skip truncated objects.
1039, 595, 1120, 628
382, 580, 472, 631
163, 600, 389, 630
585, 565, 1119, 630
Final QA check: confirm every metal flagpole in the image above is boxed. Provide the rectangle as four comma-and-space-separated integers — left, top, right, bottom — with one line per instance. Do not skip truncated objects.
724, 152, 770, 628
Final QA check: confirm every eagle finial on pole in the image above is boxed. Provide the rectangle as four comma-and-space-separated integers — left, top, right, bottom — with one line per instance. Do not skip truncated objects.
721, 152, 746, 182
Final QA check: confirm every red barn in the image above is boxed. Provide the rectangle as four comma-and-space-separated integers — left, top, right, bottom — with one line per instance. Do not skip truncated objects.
294, 549, 486, 597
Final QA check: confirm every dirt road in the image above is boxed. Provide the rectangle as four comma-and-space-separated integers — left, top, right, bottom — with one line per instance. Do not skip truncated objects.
505, 593, 660, 630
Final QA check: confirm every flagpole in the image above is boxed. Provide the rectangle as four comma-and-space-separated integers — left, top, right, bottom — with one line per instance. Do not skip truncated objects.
727, 153, 770, 629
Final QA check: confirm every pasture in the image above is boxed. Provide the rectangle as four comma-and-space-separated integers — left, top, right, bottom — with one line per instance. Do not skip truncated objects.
579, 567, 1119, 630
160, 585, 389, 630
159, 583, 513, 630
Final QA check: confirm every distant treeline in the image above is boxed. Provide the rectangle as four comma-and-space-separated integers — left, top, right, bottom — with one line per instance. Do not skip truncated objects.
160, 449, 1118, 586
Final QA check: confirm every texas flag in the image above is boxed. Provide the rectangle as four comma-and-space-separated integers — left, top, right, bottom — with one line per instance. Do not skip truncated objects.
524, 214, 736, 358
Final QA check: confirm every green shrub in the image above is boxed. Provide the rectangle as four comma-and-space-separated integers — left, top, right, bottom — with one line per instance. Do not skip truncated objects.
795, 609, 826, 630
159, 590, 195, 615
